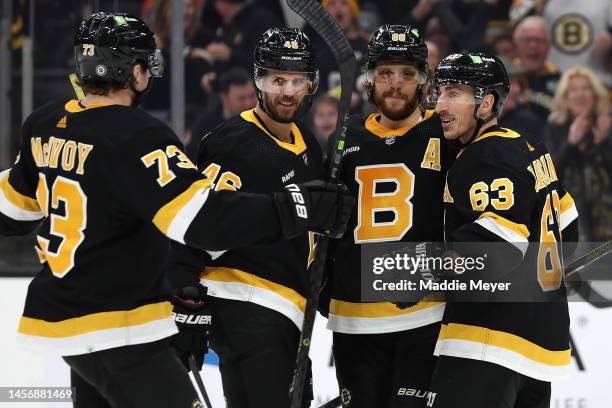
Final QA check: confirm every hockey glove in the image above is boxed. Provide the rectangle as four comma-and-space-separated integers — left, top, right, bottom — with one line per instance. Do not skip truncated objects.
170, 284, 212, 371
395, 242, 447, 309
273, 180, 354, 239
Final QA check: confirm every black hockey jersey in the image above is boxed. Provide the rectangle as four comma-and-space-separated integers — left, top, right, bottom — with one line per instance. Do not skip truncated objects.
189, 109, 323, 328
327, 111, 453, 334
0, 100, 285, 356
439, 125, 579, 382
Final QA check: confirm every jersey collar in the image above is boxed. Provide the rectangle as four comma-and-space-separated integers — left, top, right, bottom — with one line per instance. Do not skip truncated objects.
456, 126, 521, 158
64, 99, 112, 113
365, 110, 434, 138
240, 110, 306, 155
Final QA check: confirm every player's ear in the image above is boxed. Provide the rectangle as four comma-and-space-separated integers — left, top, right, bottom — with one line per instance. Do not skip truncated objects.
132, 63, 149, 89
477, 93, 495, 119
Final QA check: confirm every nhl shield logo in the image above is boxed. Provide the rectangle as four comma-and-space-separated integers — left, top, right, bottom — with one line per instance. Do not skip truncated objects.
302, 153, 309, 165
385, 136, 396, 145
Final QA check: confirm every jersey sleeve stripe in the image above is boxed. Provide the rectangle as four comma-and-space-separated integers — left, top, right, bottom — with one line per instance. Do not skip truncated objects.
152, 179, 212, 243
474, 212, 529, 255
327, 300, 445, 334
201, 266, 306, 328
438, 323, 571, 366
329, 298, 445, 318
17, 301, 173, 338
559, 192, 578, 230
0, 169, 43, 221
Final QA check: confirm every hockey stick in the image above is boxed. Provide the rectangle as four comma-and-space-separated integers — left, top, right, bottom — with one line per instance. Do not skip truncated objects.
564, 240, 612, 278
564, 240, 612, 308
68, 73, 85, 101
285, 1, 356, 407
188, 354, 213, 408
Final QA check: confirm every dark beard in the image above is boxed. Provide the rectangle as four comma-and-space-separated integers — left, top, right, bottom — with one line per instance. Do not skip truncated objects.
263, 95, 304, 124
374, 90, 420, 121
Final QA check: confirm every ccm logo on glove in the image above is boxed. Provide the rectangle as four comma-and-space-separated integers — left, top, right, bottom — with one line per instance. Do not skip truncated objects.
286, 184, 308, 219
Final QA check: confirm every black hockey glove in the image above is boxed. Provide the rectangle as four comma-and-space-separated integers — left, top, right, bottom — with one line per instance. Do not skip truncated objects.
394, 242, 447, 309
273, 180, 354, 239
170, 284, 211, 371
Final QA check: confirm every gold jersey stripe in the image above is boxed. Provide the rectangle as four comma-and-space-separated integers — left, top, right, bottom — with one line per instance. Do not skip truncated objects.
439, 323, 571, 366
330, 298, 445, 318
478, 211, 530, 240
201, 266, 306, 312
0, 169, 41, 213
364, 110, 435, 138
18, 301, 173, 338
457, 128, 521, 158
560, 192, 575, 215
64, 99, 111, 113
153, 179, 212, 235
240, 110, 306, 155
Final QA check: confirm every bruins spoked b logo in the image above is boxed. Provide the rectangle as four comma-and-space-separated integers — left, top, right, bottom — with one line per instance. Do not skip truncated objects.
340, 387, 352, 406
552, 14, 593, 54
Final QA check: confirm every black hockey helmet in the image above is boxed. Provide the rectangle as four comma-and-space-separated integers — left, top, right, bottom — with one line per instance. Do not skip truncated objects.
74, 12, 163, 83
254, 27, 317, 73
431, 53, 510, 115
253, 28, 319, 117
366, 25, 428, 72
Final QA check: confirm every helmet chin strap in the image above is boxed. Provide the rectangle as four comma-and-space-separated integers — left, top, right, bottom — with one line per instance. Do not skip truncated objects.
465, 103, 497, 145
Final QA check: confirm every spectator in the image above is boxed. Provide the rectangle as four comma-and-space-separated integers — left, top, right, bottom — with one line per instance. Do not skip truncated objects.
424, 17, 456, 60
143, 0, 210, 122
544, 66, 612, 241
412, 0, 513, 53
425, 40, 441, 74
191, 0, 282, 75
498, 57, 543, 143
313, 0, 369, 95
310, 94, 339, 156
184, 67, 257, 160
490, 34, 516, 59
513, 15, 560, 122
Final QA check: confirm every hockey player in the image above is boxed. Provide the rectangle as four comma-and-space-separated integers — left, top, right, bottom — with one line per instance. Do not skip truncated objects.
426, 53, 579, 407
0, 14, 352, 408
167, 28, 331, 408
325, 25, 453, 407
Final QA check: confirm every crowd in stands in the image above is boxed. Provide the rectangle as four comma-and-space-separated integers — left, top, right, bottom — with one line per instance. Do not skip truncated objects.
6, 0, 612, 244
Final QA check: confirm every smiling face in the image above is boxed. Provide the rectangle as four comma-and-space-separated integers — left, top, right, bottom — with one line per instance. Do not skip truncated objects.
566, 75, 595, 118
371, 61, 423, 120
434, 83, 479, 141
514, 23, 549, 74
259, 71, 310, 123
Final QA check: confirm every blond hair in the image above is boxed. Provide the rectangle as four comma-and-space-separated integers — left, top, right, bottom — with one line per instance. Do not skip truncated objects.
548, 65, 609, 125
